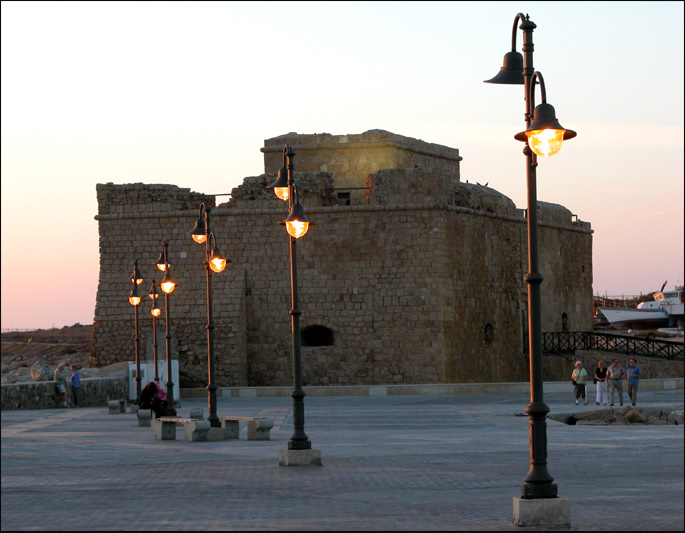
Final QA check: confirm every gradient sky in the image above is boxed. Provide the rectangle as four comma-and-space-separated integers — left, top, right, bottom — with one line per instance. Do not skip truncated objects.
2, 1, 684, 330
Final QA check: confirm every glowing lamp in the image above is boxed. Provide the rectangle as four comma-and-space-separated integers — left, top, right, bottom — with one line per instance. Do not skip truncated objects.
267, 167, 290, 202
151, 306, 161, 317
280, 203, 314, 239
187, 215, 207, 244
148, 281, 159, 300
526, 129, 564, 158
130, 260, 144, 285
160, 280, 176, 294
208, 244, 230, 273
159, 270, 177, 294
154, 251, 171, 272
275, 187, 289, 202
515, 101, 576, 158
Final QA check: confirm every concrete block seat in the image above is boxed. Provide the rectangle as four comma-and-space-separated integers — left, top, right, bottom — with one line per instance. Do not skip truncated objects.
151, 417, 211, 442
136, 409, 152, 427
108, 399, 126, 414
218, 416, 274, 440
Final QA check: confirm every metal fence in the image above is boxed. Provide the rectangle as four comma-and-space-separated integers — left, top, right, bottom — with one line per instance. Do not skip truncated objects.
542, 331, 684, 362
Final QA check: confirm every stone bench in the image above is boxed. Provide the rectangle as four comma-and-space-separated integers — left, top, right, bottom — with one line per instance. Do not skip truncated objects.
108, 399, 126, 414
152, 417, 211, 442
219, 416, 274, 440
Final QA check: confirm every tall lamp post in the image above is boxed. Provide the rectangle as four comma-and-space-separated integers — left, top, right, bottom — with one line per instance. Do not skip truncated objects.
127, 260, 144, 403
485, 13, 576, 507
267, 145, 321, 465
149, 280, 161, 383
188, 203, 230, 428
155, 240, 178, 416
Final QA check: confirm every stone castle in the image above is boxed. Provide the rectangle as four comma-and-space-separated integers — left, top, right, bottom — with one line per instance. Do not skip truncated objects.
93, 130, 594, 388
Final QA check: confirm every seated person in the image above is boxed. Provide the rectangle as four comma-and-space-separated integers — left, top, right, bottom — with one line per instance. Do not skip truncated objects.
139, 381, 168, 419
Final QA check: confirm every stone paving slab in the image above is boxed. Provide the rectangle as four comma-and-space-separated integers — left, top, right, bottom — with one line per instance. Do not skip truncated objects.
1, 389, 683, 531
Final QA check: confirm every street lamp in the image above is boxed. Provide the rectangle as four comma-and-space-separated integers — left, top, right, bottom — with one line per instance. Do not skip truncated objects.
187, 203, 230, 427
128, 260, 144, 403
485, 13, 576, 502
156, 240, 177, 416
267, 145, 319, 462
148, 280, 161, 383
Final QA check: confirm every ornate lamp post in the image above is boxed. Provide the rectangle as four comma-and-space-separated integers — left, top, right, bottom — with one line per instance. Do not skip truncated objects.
148, 280, 161, 383
156, 240, 178, 416
485, 12, 576, 508
267, 145, 320, 465
188, 203, 230, 428
127, 260, 144, 403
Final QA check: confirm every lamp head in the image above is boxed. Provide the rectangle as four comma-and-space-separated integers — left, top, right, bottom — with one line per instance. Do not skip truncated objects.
130, 260, 144, 285
148, 280, 159, 300
187, 217, 207, 244
207, 244, 230, 273
150, 306, 161, 318
515, 102, 577, 158
159, 270, 177, 294
128, 283, 141, 306
154, 250, 172, 271
267, 168, 289, 201
279, 202, 315, 239
484, 51, 524, 85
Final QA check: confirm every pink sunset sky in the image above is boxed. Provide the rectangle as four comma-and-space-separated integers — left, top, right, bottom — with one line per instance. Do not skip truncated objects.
1, 1, 683, 330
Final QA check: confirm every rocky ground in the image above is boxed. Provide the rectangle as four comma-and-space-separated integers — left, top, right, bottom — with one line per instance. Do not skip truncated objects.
549, 405, 684, 426
1, 325, 125, 384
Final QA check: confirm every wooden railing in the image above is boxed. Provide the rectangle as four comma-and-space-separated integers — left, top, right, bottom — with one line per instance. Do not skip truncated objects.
542, 331, 684, 362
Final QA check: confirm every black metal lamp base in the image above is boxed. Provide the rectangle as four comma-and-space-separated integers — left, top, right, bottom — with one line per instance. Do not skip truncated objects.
288, 439, 312, 450
521, 482, 558, 499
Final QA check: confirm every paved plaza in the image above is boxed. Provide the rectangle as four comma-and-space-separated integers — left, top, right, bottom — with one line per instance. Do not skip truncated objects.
1, 388, 683, 531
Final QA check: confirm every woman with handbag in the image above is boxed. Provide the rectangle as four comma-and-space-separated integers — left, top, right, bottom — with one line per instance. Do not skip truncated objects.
594, 360, 608, 406
571, 361, 588, 406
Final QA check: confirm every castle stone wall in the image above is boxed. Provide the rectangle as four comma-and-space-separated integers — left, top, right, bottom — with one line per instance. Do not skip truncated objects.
93, 132, 593, 388
261, 131, 463, 198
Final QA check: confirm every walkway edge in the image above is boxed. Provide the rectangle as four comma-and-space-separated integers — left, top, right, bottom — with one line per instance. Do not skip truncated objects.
181, 377, 684, 399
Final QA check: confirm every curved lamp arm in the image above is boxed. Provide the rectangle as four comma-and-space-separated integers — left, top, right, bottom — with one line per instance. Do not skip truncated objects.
510, 13, 527, 51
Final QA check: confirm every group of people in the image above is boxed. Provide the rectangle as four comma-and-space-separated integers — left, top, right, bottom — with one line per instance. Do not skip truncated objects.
53, 363, 80, 408
571, 358, 642, 407
53, 363, 167, 417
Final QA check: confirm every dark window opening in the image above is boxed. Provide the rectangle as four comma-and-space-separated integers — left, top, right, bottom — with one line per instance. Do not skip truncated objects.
301, 325, 335, 346
562, 313, 569, 332
484, 323, 495, 345
337, 192, 351, 206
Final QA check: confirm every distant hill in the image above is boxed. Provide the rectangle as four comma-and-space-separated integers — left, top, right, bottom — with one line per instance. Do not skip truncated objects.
1, 324, 94, 383
1, 323, 93, 344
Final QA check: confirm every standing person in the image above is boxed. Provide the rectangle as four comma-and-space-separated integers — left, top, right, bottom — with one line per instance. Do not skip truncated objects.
594, 361, 608, 406
70, 365, 81, 408
53, 363, 69, 408
606, 358, 625, 406
571, 361, 588, 406
625, 358, 642, 406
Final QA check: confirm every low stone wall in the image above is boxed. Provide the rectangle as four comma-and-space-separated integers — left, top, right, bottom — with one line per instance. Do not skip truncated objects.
1, 376, 128, 411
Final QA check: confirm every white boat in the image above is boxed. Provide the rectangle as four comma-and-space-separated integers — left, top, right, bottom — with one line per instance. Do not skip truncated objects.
654, 286, 684, 318
598, 284, 684, 330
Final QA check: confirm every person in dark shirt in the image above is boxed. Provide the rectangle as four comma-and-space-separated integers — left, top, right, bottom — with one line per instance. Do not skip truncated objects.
594, 361, 608, 406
